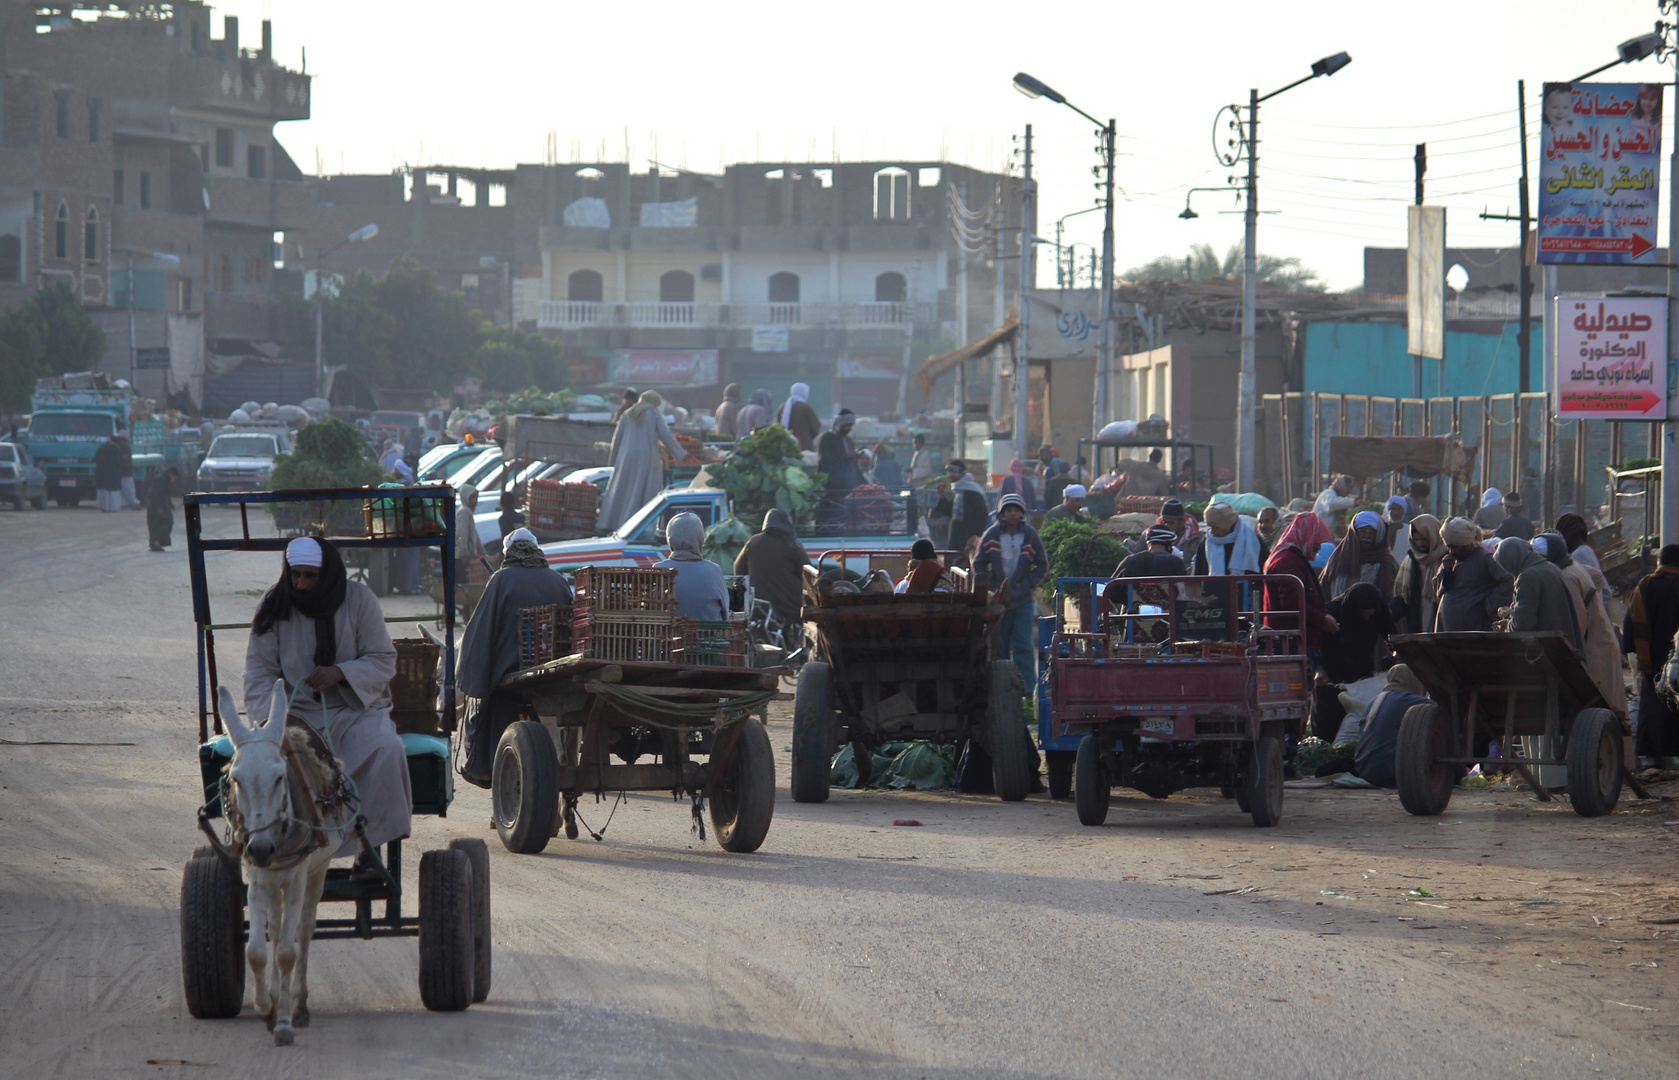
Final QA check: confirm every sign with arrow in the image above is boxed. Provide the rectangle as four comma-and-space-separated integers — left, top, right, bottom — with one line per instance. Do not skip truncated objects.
1537, 82, 1662, 266
1552, 296, 1666, 420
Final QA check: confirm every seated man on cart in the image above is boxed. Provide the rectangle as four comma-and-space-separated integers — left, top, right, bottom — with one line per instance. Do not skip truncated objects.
244, 536, 411, 875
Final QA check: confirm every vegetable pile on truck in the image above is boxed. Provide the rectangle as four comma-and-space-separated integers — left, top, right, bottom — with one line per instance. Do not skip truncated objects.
24, 372, 198, 506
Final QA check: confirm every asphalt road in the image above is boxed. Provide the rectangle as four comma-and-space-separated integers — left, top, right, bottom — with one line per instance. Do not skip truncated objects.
1, 504, 1674, 1079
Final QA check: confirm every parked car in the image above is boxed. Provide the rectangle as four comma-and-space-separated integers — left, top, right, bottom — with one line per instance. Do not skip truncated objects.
195, 429, 292, 493
417, 441, 479, 481
0, 441, 47, 509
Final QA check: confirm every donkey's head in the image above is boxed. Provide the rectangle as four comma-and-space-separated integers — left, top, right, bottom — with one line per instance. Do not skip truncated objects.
219, 680, 291, 868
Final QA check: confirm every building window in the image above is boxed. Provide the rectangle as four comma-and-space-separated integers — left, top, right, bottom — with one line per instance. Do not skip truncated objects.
54, 202, 68, 259
54, 92, 69, 138
0, 235, 20, 282
243, 256, 268, 284
659, 269, 694, 303
567, 268, 603, 302
113, 169, 124, 206
873, 167, 911, 222
247, 144, 266, 179
177, 276, 193, 313
215, 128, 232, 168
83, 207, 98, 263
874, 271, 907, 303
139, 172, 151, 209
87, 100, 99, 142
217, 254, 233, 291
768, 271, 800, 303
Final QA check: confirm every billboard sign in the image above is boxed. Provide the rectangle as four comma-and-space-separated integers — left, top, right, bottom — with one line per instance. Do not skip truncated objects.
1538, 82, 1662, 264
750, 325, 789, 353
1407, 206, 1445, 360
1552, 296, 1666, 419
609, 349, 718, 387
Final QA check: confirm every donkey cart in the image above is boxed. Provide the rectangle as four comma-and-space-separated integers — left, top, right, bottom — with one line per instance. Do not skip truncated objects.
790, 549, 1028, 803
1387, 631, 1627, 818
180, 486, 490, 1021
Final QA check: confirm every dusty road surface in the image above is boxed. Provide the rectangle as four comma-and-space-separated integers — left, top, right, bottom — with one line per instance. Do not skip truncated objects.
1, 506, 1676, 1079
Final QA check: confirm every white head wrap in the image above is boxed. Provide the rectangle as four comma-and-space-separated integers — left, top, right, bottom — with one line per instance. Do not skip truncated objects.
285, 536, 323, 568
505, 527, 538, 547
1064, 485, 1087, 499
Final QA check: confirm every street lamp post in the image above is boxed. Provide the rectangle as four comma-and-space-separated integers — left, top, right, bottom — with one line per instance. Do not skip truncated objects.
313, 223, 379, 401
1216, 52, 1350, 495
1014, 72, 1116, 447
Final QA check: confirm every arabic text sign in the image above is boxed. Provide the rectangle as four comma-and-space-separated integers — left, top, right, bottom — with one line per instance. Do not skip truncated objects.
750, 325, 789, 353
609, 349, 718, 386
1538, 82, 1662, 265
1027, 290, 1102, 359
1553, 296, 1666, 420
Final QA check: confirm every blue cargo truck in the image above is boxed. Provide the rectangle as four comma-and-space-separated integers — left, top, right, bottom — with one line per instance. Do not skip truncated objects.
24, 374, 199, 506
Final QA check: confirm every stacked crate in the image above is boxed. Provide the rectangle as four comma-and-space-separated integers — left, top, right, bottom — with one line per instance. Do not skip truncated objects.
571, 567, 682, 663
528, 478, 598, 535
681, 615, 750, 667
389, 637, 443, 735
516, 604, 573, 669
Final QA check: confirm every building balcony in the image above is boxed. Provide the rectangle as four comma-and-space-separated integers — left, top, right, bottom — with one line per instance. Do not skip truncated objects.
170, 56, 310, 122
536, 300, 931, 331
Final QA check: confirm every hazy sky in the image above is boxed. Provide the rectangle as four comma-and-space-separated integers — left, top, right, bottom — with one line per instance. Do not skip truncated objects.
213, 0, 1668, 290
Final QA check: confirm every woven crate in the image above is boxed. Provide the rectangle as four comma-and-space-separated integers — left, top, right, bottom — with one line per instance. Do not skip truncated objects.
1113, 495, 1167, 517
573, 566, 677, 614
517, 604, 574, 668
560, 482, 598, 510
365, 492, 449, 539
390, 638, 442, 734
681, 616, 749, 667
573, 612, 682, 663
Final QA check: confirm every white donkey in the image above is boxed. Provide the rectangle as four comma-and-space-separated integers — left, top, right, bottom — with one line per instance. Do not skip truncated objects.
218, 680, 357, 1045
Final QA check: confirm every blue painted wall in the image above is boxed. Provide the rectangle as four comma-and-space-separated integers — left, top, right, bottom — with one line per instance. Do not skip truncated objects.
1303, 321, 1538, 399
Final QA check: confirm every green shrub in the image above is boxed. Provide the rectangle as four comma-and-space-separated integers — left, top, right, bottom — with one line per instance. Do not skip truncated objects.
270, 418, 386, 490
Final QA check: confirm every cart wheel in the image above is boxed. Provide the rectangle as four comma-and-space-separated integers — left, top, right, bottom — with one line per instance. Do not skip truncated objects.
791, 662, 833, 804
1566, 707, 1623, 818
1074, 734, 1110, 826
180, 853, 244, 1019
447, 838, 492, 1003
710, 718, 776, 853
1395, 703, 1456, 816
418, 848, 474, 1011
1045, 751, 1075, 800
492, 720, 558, 854
988, 661, 1030, 802
1246, 735, 1284, 827
1233, 785, 1251, 814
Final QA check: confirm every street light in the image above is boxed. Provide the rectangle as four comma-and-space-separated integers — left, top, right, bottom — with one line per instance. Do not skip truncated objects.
1178, 186, 1238, 221
1216, 51, 1351, 494
1572, 30, 1663, 80
1014, 71, 1117, 450
117, 249, 181, 384
313, 224, 379, 400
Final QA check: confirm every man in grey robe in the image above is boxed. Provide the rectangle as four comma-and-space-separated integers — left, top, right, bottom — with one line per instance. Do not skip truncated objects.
244, 535, 411, 863
456, 528, 572, 786
598, 390, 685, 533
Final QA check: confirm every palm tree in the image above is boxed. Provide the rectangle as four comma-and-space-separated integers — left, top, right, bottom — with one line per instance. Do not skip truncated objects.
1124, 242, 1326, 293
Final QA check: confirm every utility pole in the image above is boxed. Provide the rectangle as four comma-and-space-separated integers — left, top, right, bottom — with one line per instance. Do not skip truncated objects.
992, 179, 1008, 433
1666, 45, 1679, 546
1517, 81, 1532, 396
1237, 87, 1259, 493
1094, 117, 1116, 445
1015, 124, 1034, 458
1412, 144, 1427, 399
957, 181, 969, 460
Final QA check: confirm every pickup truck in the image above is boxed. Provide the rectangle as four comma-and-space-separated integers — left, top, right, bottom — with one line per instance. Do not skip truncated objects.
537, 487, 919, 571
195, 426, 292, 492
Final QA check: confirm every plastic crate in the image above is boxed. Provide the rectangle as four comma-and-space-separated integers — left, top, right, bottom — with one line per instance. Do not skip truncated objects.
573, 566, 677, 614
681, 617, 749, 667
390, 637, 440, 711
572, 612, 682, 663
517, 604, 573, 668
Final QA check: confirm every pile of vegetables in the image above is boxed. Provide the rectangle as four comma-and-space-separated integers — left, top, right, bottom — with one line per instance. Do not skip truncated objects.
483, 386, 576, 418
712, 424, 824, 526
1038, 518, 1131, 603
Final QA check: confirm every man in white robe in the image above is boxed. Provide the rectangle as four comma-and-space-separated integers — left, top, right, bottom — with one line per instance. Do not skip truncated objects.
244, 535, 412, 861
597, 390, 685, 533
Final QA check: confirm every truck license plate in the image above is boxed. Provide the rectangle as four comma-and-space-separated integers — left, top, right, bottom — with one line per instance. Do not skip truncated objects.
1141, 718, 1174, 734
58, 478, 76, 486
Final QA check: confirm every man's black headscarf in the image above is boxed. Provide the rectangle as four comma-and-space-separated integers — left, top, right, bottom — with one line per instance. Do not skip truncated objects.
252, 536, 349, 668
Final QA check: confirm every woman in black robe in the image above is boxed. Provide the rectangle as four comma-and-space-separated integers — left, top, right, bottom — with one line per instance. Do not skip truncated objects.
1319, 581, 1393, 685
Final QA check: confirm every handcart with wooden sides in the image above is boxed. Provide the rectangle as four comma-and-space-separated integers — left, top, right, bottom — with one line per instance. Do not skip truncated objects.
488, 567, 784, 855
790, 549, 1031, 802
1047, 574, 1309, 827
179, 485, 492, 1017
1387, 631, 1628, 818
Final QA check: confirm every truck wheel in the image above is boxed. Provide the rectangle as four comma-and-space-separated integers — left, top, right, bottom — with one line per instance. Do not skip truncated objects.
790, 662, 833, 804
180, 853, 244, 1019
1045, 751, 1074, 800
1246, 735, 1284, 827
710, 718, 776, 853
1074, 734, 1110, 825
492, 720, 557, 854
418, 848, 474, 1011
446, 838, 492, 1003
30, 495, 45, 510
988, 661, 1030, 802
1566, 707, 1623, 818
55, 496, 77, 508
1396, 703, 1456, 816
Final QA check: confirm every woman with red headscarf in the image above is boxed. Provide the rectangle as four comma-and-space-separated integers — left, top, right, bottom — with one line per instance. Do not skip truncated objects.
1264, 512, 1339, 659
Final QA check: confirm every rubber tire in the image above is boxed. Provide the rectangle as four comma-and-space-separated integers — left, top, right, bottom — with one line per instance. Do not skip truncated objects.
988, 661, 1030, 802
418, 848, 474, 1011
30, 495, 44, 510
447, 838, 492, 1003
709, 718, 776, 853
1395, 702, 1456, 817
492, 720, 558, 854
180, 854, 244, 1019
55, 496, 77, 508
1566, 707, 1623, 818
1045, 751, 1075, 800
790, 661, 833, 804
1246, 735, 1284, 828
1074, 734, 1110, 826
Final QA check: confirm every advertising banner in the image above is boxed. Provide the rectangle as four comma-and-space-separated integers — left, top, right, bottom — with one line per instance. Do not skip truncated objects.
750, 326, 789, 353
1407, 206, 1446, 360
609, 349, 718, 387
1027, 290, 1102, 359
1552, 296, 1666, 419
1538, 82, 1662, 264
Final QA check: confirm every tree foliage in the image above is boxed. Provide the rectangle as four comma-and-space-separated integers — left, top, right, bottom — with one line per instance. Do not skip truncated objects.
0, 284, 108, 412
1125, 242, 1326, 293
269, 417, 386, 490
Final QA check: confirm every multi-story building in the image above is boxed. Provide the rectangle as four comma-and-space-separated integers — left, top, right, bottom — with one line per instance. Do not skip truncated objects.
0, 3, 311, 407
